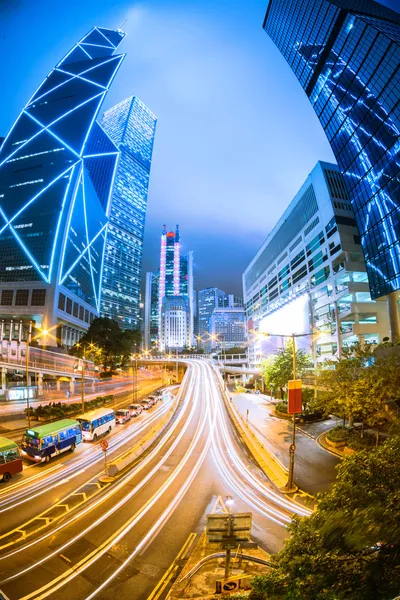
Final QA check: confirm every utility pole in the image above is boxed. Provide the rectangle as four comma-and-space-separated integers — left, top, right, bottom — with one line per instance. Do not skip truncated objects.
284, 333, 297, 493
25, 321, 32, 428
81, 345, 85, 413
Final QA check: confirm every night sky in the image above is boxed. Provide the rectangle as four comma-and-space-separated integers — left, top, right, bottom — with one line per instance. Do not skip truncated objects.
0, 0, 397, 296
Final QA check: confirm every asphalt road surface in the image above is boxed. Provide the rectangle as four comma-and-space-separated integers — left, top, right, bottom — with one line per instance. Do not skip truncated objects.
0, 360, 312, 600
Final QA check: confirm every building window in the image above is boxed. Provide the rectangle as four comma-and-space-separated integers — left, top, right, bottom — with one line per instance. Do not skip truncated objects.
32, 289, 46, 306
58, 292, 66, 311
79, 306, 84, 321
73, 303, 79, 318
1, 290, 13, 306
66, 297, 72, 315
84, 309, 89, 323
15, 289, 29, 306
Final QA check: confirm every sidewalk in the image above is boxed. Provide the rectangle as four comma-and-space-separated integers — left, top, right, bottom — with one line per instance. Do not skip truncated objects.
233, 392, 340, 495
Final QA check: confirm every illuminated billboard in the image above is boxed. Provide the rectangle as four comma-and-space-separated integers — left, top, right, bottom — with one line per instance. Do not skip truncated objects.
258, 294, 311, 355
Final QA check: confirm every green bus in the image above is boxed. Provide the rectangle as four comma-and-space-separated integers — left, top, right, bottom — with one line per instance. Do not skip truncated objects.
0, 437, 23, 482
21, 419, 82, 463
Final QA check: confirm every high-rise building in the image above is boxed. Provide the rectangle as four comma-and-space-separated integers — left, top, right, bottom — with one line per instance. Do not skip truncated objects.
198, 288, 244, 351
152, 225, 194, 350
100, 97, 157, 330
243, 161, 390, 368
0, 27, 125, 348
209, 307, 246, 352
144, 271, 159, 350
218, 294, 243, 309
263, 0, 400, 337
198, 288, 225, 351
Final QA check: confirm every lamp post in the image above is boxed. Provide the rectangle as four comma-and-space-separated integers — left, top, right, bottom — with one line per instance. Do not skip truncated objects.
25, 323, 49, 428
131, 351, 138, 404
25, 321, 32, 428
256, 329, 319, 494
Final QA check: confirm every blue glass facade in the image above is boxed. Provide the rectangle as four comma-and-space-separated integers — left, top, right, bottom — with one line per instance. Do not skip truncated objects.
0, 27, 125, 343
264, 0, 400, 299
100, 97, 157, 329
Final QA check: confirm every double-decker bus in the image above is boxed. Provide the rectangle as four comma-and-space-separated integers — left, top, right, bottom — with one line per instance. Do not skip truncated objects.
76, 407, 115, 441
0, 437, 23, 482
21, 419, 82, 463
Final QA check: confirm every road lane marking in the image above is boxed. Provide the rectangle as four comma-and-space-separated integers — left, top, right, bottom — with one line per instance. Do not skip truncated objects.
147, 533, 197, 600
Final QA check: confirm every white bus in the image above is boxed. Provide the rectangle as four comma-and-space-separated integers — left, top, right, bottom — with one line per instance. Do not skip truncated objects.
76, 407, 115, 442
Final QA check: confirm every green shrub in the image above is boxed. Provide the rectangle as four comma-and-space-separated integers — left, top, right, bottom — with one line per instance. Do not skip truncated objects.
326, 425, 351, 443
347, 430, 377, 450
275, 401, 288, 414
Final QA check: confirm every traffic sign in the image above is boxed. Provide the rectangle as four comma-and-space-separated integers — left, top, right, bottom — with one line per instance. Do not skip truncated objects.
206, 512, 252, 544
215, 574, 251, 594
100, 439, 109, 451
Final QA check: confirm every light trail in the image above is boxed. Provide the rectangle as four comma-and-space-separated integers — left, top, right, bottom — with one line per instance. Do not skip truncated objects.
15, 362, 211, 600
208, 361, 311, 518
0, 364, 199, 582
0, 386, 174, 513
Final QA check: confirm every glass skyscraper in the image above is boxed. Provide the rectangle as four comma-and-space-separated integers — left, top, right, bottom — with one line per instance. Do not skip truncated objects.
100, 97, 157, 330
263, 0, 400, 334
0, 27, 125, 347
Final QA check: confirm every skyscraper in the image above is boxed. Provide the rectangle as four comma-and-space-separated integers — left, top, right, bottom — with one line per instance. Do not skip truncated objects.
100, 97, 157, 330
0, 27, 125, 347
263, 0, 400, 338
198, 288, 225, 351
144, 271, 159, 350
156, 225, 194, 350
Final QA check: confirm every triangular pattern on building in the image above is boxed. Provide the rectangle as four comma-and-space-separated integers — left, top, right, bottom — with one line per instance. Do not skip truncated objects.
0, 27, 125, 297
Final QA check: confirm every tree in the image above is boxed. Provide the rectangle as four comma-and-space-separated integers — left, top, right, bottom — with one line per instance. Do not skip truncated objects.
70, 317, 141, 372
316, 343, 400, 431
261, 340, 313, 399
252, 435, 400, 600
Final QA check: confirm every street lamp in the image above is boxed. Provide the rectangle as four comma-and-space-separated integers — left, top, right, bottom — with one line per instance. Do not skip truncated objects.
25, 323, 49, 428
256, 330, 320, 494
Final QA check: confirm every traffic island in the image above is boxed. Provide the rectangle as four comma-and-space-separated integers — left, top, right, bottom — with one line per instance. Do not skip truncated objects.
167, 532, 272, 599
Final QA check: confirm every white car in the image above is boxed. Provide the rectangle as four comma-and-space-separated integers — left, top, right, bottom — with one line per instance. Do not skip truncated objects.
115, 409, 131, 424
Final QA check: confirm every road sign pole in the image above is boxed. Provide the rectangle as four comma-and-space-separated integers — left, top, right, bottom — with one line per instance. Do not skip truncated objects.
225, 513, 233, 579
104, 448, 108, 477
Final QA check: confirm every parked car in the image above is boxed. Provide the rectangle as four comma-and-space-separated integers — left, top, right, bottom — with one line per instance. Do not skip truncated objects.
140, 399, 153, 410
254, 390, 261, 395
295, 411, 326, 424
129, 404, 143, 417
148, 395, 159, 404
115, 409, 131, 424
245, 390, 252, 394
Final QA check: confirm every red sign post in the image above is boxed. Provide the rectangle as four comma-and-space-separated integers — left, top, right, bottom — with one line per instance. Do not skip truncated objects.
288, 379, 302, 414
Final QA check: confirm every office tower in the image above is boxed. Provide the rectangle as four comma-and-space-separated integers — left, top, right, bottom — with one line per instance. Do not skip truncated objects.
100, 97, 156, 330
243, 161, 390, 367
218, 294, 243, 309
144, 271, 159, 350
0, 27, 125, 348
198, 288, 225, 351
157, 225, 194, 350
209, 307, 246, 351
263, 0, 400, 337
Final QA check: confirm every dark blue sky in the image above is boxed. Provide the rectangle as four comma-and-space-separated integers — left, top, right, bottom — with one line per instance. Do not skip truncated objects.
0, 0, 397, 295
